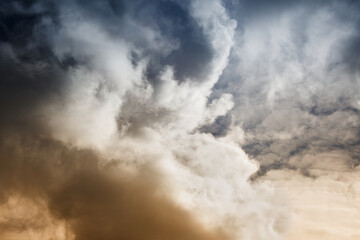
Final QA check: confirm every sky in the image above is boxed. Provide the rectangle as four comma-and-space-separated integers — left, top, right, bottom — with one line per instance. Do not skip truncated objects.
0, 0, 359, 239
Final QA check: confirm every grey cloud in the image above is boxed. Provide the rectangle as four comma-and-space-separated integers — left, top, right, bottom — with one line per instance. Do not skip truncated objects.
57, 0, 214, 82
206, 0, 360, 177
0, 0, 219, 137
199, 114, 232, 137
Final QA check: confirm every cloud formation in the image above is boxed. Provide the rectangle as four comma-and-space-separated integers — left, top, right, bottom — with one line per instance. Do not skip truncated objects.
0, 132, 232, 240
211, 0, 360, 177
0, 0, 288, 240
1, 0, 359, 239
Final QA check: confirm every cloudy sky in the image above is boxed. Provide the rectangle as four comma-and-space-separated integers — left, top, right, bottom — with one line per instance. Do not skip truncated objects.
0, 0, 359, 239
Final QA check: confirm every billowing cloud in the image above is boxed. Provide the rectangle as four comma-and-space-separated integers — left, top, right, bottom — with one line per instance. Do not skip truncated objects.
211, 0, 360, 177
1, 0, 359, 239
207, 1, 360, 238
0, 132, 233, 240
0, 1, 289, 240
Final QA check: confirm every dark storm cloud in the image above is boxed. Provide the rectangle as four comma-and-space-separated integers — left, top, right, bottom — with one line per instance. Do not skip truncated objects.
0, 0, 60, 62
0, 0, 215, 111
0, 0, 216, 134
126, 0, 214, 82
0, 0, 81, 134
56, 0, 214, 82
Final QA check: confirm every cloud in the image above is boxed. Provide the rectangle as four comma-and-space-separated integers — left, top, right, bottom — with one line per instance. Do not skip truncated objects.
3, 0, 360, 239
0, 1, 289, 240
210, 0, 360, 176
265, 168, 360, 240
0, 132, 231, 240
5, 0, 359, 238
